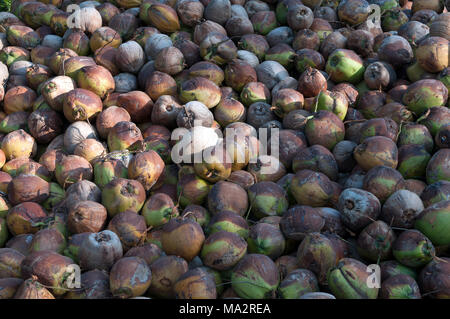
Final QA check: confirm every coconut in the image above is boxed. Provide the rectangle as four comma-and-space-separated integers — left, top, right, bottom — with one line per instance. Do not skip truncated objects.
49, 11, 70, 36
3, 86, 36, 115
240, 82, 271, 106
1, 129, 37, 160
364, 61, 397, 90
287, 4, 314, 31
25, 64, 52, 91
58, 56, 95, 81
415, 37, 449, 73
296, 68, 325, 99
180, 39, 206, 65
411, 9, 437, 24
96, 2, 120, 25
251, 10, 277, 36
73, 139, 106, 163
392, 229, 435, 268
5, 74, 26, 91
60, 180, 101, 213
403, 79, 448, 115
381, 8, 409, 32
46, 49, 76, 76
132, 27, 159, 49
244, 101, 274, 129
128, 150, 165, 191
238, 34, 269, 61
225, 16, 253, 37
354, 136, 398, 171
231, 4, 248, 18
310, 18, 333, 42
363, 166, 405, 203
305, 111, 345, 150
255, 61, 289, 91
62, 29, 90, 56
153, 46, 184, 76
64, 121, 98, 154
0, 47, 30, 69
236, 50, 259, 68
199, 32, 237, 66
144, 71, 177, 100
149, 95, 181, 129
30, 46, 56, 66
426, 149, 450, 185
179, 77, 222, 109
412, 0, 444, 14
244, 0, 270, 17
161, 218, 205, 261
266, 27, 294, 47
186, 20, 217, 43
337, 0, 370, 25
282, 109, 310, 132
0, 12, 22, 31
109, 256, 151, 299
64, 269, 112, 299
13, 278, 54, 299
140, 192, 177, 228
6, 25, 41, 49
77, 65, 115, 99
107, 211, 147, 251
418, 257, 450, 299
204, 0, 231, 25
47, 134, 64, 150
272, 76, 298, 96
231, 254, 279, 299
188, 62, 224, 88
201, 231, 247, 270
429, 13, 450, 41
0, 63, 9, 91
77, 6, 103, 35
78, 230, 123, 271
28, 227, 66, 254
213, 98, 245, 128
397, 21, 429, 47
107, 121, 142, 152
41, 76, 76, 112
108, 13, 138, 41
89, 27, 122, 53
113, 73, 137, 93
115, 41, 145, 74
380, 190, 424, 229
115, 91, 152, 125
293, 144, 338, 181
176, 1, 204, 27
147, 255, 188, 298
6, 201, 46, 236
136, 61, 155, 90
314, 90, 348, 120
0, 112, 30, 133
327, 258, 378, 299
54, 154, 93, 189
378, 35, 414, 67
247, 222, 285, 259
27, 109, 63, 144
143, 3, 177, 32
264, 44, 296, 71
63, 88, 103, 123
38, 150, 66, 180
193, 145, 232, 183
293, 29, 320, 52
294, 49, 325, 76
